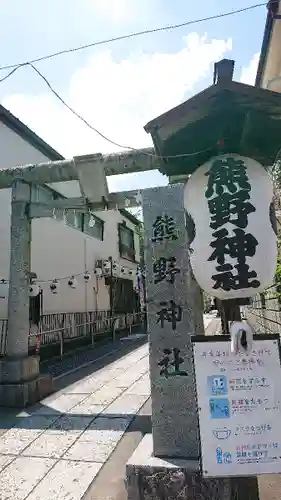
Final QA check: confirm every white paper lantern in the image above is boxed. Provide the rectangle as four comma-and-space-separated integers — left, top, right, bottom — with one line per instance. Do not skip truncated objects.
103, 260, 111, 273
111, 263, 118, 277
84, 271, 91, 283
0, 279, 9, 298
68, 276, 77, 289
88, 215, 96, 228
94, 267, 102, 278
184, 154, 277, 300
29, 283, 40, 297
50, 279, 59, 294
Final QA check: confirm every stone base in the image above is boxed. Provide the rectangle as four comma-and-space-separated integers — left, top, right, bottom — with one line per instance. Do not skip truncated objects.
126, 434, 259, 500
0, 355, 40, 383
0, 356, 54, 408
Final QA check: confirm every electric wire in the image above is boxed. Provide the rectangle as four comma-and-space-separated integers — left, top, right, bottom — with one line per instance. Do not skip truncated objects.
0, 2, 271, 71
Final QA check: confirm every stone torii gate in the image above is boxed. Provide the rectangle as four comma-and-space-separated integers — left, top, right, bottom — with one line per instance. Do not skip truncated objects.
0, 151, 160, 407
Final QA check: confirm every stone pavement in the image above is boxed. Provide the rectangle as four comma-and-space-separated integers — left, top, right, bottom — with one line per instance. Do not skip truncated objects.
0, 314, 219, 500
0, 343, 150, 500
204, 311, 221, 335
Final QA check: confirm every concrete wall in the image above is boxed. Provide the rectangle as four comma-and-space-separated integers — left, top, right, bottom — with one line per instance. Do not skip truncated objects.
0, 121, 140, 318
244, 289, 281, 335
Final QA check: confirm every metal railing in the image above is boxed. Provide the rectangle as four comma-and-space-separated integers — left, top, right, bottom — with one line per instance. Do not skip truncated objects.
242, 284, 281, 335
0, 319, 8, 357
0, 310, 143, 357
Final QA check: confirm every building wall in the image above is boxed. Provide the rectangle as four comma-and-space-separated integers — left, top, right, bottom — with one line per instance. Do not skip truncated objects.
31, 210, 140, 316
0, 122, 140, 318
259, 3, 281, 91
0, 122, 53, 169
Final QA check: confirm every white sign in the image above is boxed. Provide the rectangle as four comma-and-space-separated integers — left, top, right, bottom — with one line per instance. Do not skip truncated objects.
193, 338, 281, 477
184, 155, 277, 300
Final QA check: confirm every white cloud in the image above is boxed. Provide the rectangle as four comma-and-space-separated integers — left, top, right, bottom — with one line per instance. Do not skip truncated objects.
90, 0, 136, 23
2, 32, 232, 190
240, 52, 260, 86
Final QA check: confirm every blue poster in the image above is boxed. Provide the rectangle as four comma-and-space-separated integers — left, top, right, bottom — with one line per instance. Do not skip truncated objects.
207, 375, 228, 396
209, 398, 230, 419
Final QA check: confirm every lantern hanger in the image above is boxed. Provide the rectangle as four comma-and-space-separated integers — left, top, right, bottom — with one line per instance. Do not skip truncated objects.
0, 261, 140, 287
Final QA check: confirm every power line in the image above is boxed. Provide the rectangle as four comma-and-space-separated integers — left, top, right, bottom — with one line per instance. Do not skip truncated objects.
0, 0, 272, 159
1, 62, 213, 159
0, 2, 269, 71
0, 67, 20, 84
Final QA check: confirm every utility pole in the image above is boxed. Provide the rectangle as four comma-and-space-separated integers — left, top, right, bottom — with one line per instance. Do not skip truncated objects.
108, 256, 115, 340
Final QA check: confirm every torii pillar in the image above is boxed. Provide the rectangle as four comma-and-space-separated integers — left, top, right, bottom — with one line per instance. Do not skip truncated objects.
0, 178, 47, 408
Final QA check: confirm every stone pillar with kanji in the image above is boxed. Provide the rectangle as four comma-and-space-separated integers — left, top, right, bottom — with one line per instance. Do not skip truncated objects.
142, 184, 203, 458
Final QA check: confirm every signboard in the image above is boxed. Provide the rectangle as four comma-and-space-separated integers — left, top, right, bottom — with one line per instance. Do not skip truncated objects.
184, 154, 277, 300
193, 335, 281, 477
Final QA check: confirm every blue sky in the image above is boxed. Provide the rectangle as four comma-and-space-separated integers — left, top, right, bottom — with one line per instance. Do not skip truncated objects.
0, 0, 267, 191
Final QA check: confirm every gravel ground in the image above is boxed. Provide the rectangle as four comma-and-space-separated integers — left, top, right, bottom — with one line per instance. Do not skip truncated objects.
259, 475, 281, 500
40, 334, 147, 379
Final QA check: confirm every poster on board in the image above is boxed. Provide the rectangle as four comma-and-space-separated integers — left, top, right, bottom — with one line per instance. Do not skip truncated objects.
193, 335, 281, 478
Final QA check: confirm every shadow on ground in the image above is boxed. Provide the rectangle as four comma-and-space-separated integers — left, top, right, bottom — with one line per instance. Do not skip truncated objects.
0, 335, 150, 436
0, 409, 152, 434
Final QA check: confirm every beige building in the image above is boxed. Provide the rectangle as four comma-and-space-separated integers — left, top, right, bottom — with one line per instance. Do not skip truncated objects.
256, 0, 281, 231
256, 0, 281, 91
0, 105, 141, 319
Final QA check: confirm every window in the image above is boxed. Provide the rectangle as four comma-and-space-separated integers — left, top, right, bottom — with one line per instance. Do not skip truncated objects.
31, 185, 64, 220
118, 223, 135, 261
64, 210, 84, 231
75, 212, 84, 231
64, 209, 76, 227
31, 185, 56, 202
30, 185, 102, 237
53, 191, 64, 220
83, 213, 104, 240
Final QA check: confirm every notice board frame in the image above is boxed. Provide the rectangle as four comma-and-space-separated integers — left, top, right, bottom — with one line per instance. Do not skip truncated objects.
192, 333, 281, 478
